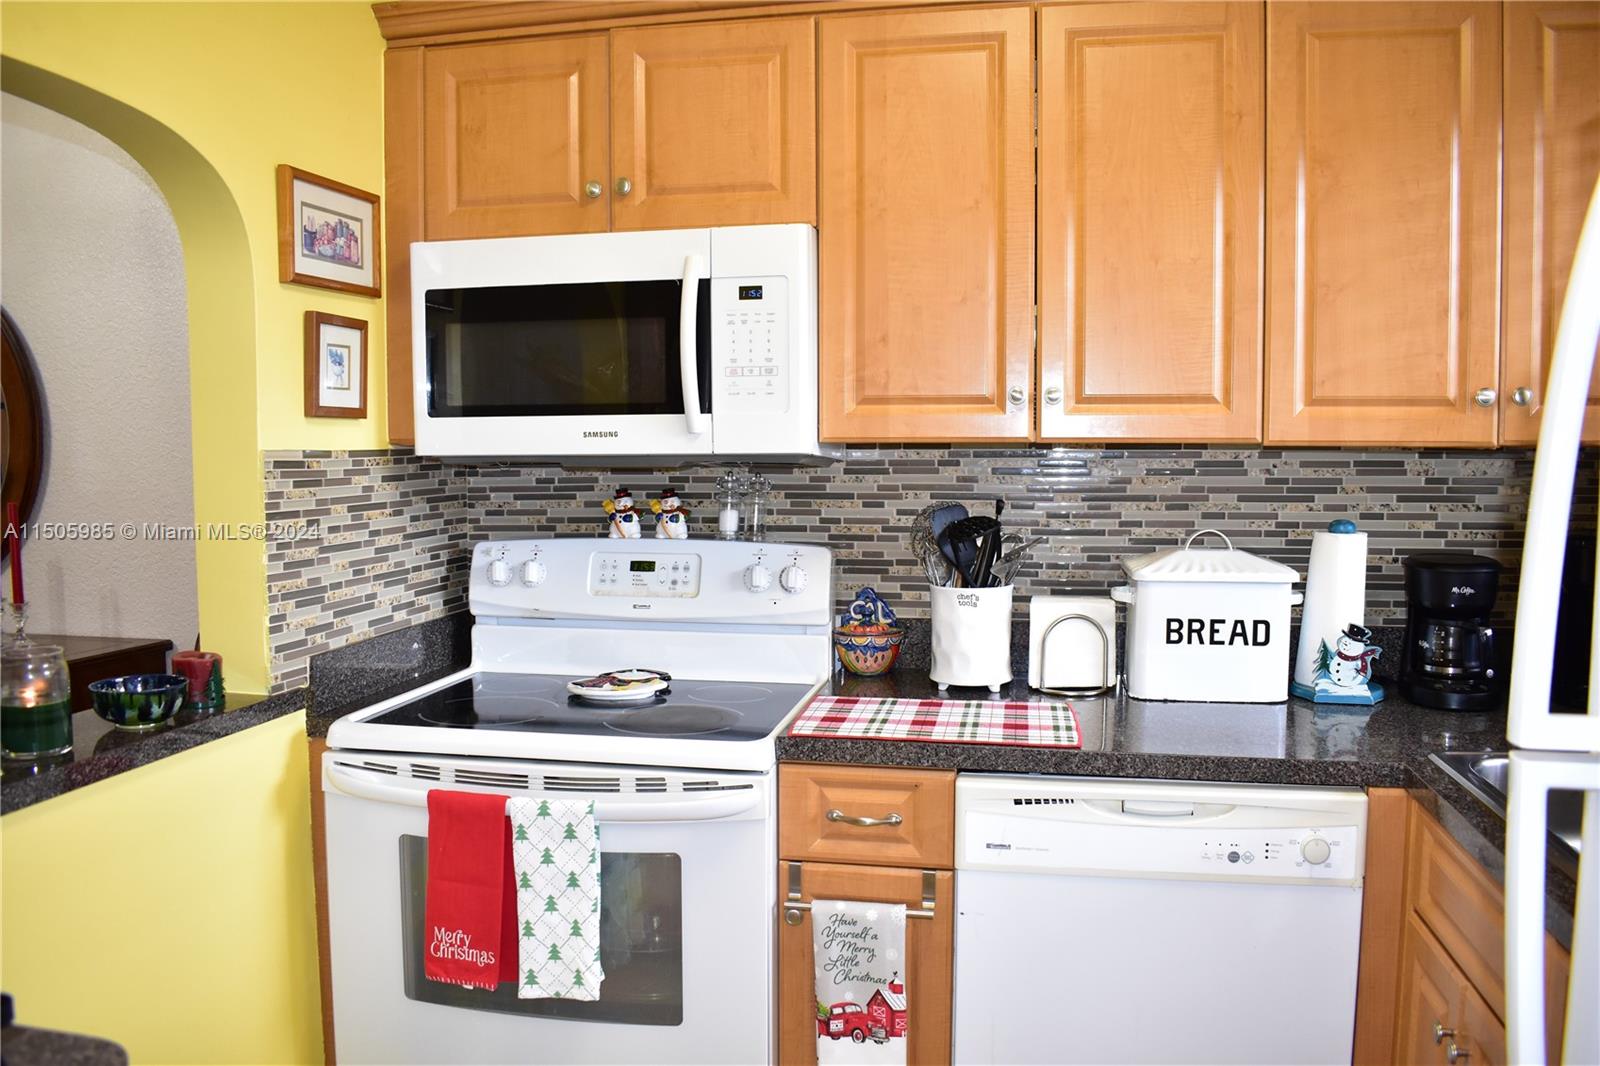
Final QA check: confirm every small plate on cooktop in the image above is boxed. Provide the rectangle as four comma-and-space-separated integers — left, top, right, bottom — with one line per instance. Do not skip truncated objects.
566, 668, 672, 703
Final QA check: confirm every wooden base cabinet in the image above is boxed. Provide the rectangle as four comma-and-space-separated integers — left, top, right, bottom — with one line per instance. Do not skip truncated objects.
1037, 1, 1264, 443
1396, 912, 1507, 1066
776, 861, 954, 1065
1265, 2, 1503, 447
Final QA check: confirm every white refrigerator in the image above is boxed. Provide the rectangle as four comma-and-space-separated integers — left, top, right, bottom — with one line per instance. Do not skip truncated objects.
1504, 175, 1600, 1065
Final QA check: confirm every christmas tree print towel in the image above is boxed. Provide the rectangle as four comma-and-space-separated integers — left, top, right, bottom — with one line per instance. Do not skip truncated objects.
508, 796, 604, 1001
812, 900, 909, 1065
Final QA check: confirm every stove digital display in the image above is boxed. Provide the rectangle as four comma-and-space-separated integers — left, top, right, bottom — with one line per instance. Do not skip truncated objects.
630, 560, 657, 573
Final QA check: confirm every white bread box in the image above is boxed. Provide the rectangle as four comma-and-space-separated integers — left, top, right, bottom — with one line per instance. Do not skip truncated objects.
1110, 530, 1302, 703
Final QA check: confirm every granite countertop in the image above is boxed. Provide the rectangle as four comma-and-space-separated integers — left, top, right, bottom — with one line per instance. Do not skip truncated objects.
778, 668, 1579, 947
0, 687, 308, 815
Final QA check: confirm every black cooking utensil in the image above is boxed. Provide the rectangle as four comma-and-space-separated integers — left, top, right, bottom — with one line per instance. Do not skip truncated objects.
931, 503, 970, 584
943, 514, 1000, 588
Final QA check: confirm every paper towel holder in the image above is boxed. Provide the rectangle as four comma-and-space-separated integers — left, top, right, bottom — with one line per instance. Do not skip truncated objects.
1035, 612, 1114, 697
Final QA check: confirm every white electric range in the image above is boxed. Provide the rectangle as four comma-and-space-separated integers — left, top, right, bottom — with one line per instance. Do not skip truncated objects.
323, 537, 832, 1065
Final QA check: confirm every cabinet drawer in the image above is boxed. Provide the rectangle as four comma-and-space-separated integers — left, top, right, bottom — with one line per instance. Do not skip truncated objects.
779, 764, 955, 868
1408, 801, 1507, 1008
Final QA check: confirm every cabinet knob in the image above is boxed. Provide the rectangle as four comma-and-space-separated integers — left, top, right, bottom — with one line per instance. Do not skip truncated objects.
584, 180, 602, 200
615, 177, 633, 197
1044, 386, 1062, 406
1433, 1023, 1454, 1046
1473, 388, 1497, 408
1008, 385, 1026, 406
1512, 387, 1534, 407
1446, 1042, 1468, 1065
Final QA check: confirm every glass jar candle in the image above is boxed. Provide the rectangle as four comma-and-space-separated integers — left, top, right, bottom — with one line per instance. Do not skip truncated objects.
2, 641, 73, 759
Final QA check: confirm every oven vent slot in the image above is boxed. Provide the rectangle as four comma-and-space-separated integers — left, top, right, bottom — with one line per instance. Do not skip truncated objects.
633, 777, 669, 793
409, 763, 442, 781
541, 776, 622, 793
1012, 797, 1075, 805
359, 760, 400, 776
682, 780, 754, 792
454, 769, 531, 790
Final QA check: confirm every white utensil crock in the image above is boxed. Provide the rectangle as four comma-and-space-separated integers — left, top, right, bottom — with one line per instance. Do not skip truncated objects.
930, 584, 1013, 692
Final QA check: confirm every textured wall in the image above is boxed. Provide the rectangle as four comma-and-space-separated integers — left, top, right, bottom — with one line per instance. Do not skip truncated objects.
263, 446, 1597, 692
0, 93, 198, 652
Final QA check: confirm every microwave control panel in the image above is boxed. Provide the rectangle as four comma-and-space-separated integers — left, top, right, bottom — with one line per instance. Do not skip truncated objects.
713, 276, 788, 413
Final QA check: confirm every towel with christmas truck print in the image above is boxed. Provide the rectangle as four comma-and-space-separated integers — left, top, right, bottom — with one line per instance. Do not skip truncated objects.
509, 796, 604, 1000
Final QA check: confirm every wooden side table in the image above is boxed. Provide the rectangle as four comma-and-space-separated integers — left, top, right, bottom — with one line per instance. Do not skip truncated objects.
30, 634, 174, 711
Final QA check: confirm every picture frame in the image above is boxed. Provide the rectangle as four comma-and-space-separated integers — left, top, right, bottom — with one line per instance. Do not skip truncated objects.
304, 311, 368, 419
276, 165, 381, 297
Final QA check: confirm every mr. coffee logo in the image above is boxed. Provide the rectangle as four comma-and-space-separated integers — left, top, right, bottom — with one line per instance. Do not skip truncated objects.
1451, 585, 1477, 596
430, 926, 495, 967
955, 593, 981, 608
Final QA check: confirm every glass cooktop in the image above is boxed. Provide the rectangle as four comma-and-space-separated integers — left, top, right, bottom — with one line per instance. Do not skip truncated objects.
365, 671, 817, 743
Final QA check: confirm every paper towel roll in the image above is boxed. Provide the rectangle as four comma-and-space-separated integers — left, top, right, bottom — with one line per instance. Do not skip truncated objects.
1293, 522, 1369, 690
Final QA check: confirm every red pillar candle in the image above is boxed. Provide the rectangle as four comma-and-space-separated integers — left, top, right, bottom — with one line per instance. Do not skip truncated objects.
5, 501, 21, 606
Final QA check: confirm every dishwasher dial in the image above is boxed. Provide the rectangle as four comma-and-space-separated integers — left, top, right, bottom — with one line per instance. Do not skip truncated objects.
1300, 837, 1332, 865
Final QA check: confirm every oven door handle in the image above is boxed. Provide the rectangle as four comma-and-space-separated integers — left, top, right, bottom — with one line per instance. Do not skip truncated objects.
680, 253, 708, 436
324, 761, 763, 822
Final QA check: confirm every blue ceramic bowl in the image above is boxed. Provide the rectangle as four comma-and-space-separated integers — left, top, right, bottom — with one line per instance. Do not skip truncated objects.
89, 674, 188, 731
832, 624, 904, 677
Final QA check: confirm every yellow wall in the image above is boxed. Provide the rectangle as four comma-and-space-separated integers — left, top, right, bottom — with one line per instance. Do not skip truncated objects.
0, 712, 322, 1065
1, 2, 389, 691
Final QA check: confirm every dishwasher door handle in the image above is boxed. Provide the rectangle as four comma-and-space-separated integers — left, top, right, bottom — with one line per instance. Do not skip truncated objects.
1120, 799, 1197, 817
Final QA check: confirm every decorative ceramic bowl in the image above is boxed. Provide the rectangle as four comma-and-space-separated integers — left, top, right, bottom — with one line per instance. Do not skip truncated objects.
89, 674, 188, 731
832, 624, 904, 676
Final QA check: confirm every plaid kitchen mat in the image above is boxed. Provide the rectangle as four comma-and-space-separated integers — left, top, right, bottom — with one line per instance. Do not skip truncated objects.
789, 696, 1082, 749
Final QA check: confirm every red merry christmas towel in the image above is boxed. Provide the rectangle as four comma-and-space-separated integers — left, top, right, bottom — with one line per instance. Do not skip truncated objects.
424, 789, 511, 991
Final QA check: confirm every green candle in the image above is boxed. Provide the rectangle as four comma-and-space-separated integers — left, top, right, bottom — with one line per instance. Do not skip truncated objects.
2, 697, 73, 757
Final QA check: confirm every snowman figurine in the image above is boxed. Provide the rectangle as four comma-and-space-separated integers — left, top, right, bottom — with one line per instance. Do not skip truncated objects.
651, 487, 690, 540
602, 487, 643, 539
1328, 623, 1381, 689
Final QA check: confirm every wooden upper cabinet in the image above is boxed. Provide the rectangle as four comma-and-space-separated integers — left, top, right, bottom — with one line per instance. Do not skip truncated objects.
385, 46, 425, 446
610, 18, 815, 231
818, 7, 1035, 443
1037, 2, 1263, 444
1502, 1, 1600, 445
422, 35, 609, 239
1265, 3, 1502, 446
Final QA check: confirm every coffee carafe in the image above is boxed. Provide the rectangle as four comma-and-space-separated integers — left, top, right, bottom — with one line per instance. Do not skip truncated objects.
1399, 552, 1503, 711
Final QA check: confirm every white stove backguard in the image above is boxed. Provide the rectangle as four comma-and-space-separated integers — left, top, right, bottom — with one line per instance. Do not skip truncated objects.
469, 537, 834, 632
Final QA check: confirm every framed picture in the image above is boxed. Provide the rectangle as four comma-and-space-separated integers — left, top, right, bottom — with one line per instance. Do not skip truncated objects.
277, 165, 381, 297
304, 311, 368, 418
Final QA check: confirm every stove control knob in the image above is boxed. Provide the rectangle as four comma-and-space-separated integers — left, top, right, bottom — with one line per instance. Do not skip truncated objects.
520, 560, 547, 587
743, 563, 772, 592
779, 564, 807, 594
1300, 837, 1332, 866
488, 559, 511, 587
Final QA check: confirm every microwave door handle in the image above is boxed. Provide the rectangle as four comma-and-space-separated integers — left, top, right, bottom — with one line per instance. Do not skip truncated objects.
680, 253, 708, 436
324, 760, 760, 821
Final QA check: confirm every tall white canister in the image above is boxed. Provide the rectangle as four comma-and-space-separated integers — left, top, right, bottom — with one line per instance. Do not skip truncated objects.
1291, 519, 1385, 704
930, 584, 1014, 692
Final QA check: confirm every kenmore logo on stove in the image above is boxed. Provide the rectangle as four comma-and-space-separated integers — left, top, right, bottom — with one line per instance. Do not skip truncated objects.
1451, 585, 1477, 596
583, 430, 620, 438
984, 842, 1012, 850
1166, 618, 1271, 646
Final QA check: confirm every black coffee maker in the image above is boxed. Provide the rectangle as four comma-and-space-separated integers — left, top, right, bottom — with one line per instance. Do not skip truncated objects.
1399, 552, 1504, 711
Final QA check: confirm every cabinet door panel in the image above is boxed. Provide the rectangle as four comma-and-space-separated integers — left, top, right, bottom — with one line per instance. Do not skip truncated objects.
385, 47, 425, 446
1395, 913, 1463, 1066
1038, 2, 1262, 443
776, 862, 953, 1065
1265, 3, 1500, 446
611, 18, 815, 231
423, 35, 608, 239
819, 7, 1034, 442
1502, 1, 1600, 444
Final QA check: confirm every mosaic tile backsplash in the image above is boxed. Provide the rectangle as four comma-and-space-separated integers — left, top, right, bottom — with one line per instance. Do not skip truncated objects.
262, 446, 1597, 692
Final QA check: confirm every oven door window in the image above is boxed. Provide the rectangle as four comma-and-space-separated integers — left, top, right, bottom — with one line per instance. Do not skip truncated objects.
425, 280, 711, 418
399, 836, 683, 1025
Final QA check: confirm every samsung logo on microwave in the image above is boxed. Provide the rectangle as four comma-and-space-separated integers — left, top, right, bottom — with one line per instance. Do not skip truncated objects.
583, 430, 620, 439
1166, 618, 1272, 646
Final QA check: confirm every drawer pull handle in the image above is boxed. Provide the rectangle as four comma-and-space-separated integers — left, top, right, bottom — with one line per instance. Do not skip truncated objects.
827, 808, 903, 828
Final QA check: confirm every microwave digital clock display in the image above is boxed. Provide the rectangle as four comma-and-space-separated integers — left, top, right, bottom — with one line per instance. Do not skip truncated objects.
737, 285, 763, 300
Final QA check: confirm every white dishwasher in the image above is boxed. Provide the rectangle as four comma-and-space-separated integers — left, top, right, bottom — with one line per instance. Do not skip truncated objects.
953, 774, 1367, 1065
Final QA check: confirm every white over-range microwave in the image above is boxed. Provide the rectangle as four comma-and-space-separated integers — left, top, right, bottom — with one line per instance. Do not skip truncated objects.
411, 223, 840, 464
